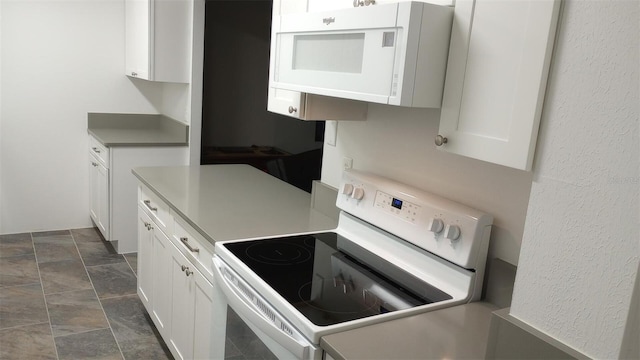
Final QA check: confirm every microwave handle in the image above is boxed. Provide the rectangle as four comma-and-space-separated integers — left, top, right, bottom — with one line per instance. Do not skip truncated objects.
212, 257, 312, 359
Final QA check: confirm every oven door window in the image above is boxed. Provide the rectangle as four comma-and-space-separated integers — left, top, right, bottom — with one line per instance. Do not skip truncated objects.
224, 307, 279, 360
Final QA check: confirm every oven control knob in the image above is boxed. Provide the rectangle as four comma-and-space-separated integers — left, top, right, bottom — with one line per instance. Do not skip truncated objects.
351, 187, 365, 200
444, 224, 461, 242
428, 218, 444, 234
342, 183, 354, 196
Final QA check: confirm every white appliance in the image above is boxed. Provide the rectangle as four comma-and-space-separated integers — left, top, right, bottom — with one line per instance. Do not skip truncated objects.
212, 170, 493, 359
269, 2, 454, 108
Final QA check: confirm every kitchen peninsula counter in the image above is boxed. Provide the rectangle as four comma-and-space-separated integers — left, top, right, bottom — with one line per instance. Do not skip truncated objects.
88, 112, 189, 146
132, 164, 337, 244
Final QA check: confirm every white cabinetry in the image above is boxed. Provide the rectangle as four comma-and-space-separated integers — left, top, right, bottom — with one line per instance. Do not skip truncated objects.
437, 0, 561, 170
267, 0, 367, 121
88, 134, 187, 253
137, 205, 172, 339
137, 183, 217, 360
137, 210, 153, 308
89, 138, 110, 239
125, 0, 191, 83
168, 244, 215, 360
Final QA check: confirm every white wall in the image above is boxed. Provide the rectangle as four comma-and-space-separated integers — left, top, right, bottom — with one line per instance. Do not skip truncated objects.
0, 0, 183, 234
322, 105, 534, 265
510, 1, 639, 358
0, 0, 3, 232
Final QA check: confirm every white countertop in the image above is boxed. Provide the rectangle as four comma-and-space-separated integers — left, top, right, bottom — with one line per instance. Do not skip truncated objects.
132, 165, 337, 244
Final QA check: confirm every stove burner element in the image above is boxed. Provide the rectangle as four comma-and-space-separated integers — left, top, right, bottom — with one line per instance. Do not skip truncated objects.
245, 242, 312, 265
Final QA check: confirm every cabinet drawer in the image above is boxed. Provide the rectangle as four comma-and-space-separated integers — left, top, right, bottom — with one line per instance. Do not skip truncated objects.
173, 216, 214, 278
139, 185, 172, 236
89, 136, 109, 166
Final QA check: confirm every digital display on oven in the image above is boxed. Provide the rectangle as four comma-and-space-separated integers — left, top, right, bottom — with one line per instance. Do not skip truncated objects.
391, 198, 403, 210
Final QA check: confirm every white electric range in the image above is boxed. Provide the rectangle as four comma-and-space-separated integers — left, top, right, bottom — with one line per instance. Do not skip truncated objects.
211, 170, 493, 359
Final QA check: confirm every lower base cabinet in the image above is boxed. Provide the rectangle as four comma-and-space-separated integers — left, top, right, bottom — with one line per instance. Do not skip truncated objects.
169, 246, 214, 360
136, 185, 217, 360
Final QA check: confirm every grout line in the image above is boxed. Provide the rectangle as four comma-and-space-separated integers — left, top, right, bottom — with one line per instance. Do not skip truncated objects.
70, 229, 126, 360
31, 232, 60, 360
0, 321, 51, 332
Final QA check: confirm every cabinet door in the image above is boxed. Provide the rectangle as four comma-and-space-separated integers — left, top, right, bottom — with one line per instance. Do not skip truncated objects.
137, 209, 153, 311
96, 162, 109, 238
89, 156, 100, 224
125, 0, 190, 82
90, 154, 109, 239
274, 0, 308, 15
169, 244, 196, 360
192, 270, 215, 359
151, 227, 172, 340
267, 87, 305, 119
437, 0, 561, 170
125, 0, 151, 79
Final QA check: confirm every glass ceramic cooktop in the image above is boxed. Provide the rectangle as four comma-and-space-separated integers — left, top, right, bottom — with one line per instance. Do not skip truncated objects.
222, 232, 452, 326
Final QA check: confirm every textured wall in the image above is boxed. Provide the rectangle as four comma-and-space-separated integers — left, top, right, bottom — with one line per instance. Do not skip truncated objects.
510, 1, 639, 358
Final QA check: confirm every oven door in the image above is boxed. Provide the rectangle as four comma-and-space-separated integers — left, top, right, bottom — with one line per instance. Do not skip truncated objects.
212, 256, 320, 360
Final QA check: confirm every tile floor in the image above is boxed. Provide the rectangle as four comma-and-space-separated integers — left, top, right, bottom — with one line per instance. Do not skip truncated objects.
0, 228, 172, 360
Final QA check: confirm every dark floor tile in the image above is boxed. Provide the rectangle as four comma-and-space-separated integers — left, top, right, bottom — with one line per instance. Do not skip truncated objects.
87, 262, 137, 299
55, 328, 122, 360
46, 289, 110, 337
119, 334, 173, 360
34, 241, 80, 264
0, 233, 33, 258
76, 242, 125, 267
33, 230, 71, 237
0, 283, 48, 329
101, 294, 157, 342
0, 322, 57, 360
39, 259, 93, 294
123, 253, 138, 276
0, 253, 40, 287
33, 233, 74, 243
71, 227, 103, 243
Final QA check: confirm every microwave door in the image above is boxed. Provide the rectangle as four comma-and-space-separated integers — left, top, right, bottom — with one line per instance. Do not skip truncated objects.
274, 28, 397, 104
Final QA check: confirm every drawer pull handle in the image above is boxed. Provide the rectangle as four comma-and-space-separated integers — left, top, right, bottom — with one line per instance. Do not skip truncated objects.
92, 147, 101, 154
143, 200, 157, 212
91, 162, 98, 167
180, 237, 200, 253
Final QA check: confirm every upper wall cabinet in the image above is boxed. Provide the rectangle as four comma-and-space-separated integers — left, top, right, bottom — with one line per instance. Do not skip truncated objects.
125, 0, 191, 83
436, 0, 561, 171
307, 0, 454, 12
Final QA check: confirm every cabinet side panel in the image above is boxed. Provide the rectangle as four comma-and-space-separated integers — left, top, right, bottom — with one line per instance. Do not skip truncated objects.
110, 146, 188, 253
154, 0, 191, 82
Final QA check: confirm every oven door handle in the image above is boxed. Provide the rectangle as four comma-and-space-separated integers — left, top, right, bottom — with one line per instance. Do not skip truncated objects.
212, 257, 313, 359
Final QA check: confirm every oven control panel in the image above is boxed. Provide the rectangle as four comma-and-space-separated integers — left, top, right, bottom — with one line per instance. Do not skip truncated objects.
336, 170, 493, 270
373, 190, 421, 224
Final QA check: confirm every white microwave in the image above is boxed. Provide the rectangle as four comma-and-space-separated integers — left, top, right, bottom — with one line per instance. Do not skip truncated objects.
269, 2, 454, 108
